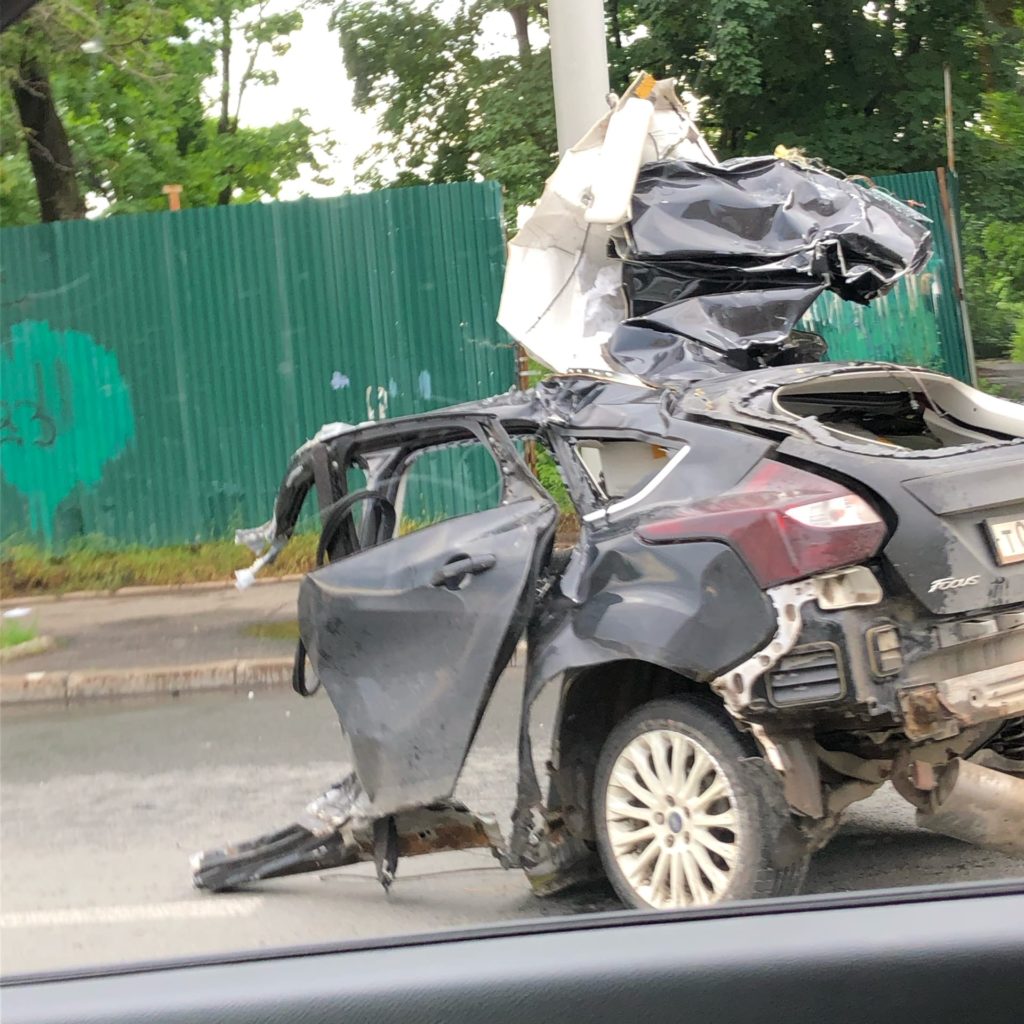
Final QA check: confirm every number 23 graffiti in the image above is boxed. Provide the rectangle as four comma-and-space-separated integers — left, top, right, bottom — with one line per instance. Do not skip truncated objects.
0, 360, 70, 448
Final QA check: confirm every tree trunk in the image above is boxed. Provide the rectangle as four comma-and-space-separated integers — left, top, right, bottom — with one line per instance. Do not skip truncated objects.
508, 4, 531, 58
217, 11, 233, 205
11, 56, 86, 222
218, 12, 232, 134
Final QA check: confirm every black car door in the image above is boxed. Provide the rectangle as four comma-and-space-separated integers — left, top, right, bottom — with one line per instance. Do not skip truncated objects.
299, 416, 557, 812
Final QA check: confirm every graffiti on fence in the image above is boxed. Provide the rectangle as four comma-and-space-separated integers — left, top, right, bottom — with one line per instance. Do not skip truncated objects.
1, 321, 135, 543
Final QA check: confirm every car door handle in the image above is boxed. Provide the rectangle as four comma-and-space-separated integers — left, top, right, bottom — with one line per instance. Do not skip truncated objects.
431, 554, 497, 587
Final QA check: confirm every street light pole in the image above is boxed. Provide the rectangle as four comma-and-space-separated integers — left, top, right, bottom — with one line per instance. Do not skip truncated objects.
548, 0, 611, 153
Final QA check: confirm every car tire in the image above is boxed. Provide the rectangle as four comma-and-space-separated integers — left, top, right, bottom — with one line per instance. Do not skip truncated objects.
593, 697, 804, 910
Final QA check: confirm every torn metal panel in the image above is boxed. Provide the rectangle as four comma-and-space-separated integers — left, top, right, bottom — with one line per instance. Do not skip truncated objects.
192, 772, 508, 893
624, 158, 930, 304
500, 76, 932, 387
498, 76, 715, 378
599, 157, 931, 384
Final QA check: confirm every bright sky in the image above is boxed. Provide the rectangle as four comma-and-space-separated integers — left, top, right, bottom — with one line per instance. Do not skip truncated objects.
234, 5, 372, 197
236, 4, 531, 199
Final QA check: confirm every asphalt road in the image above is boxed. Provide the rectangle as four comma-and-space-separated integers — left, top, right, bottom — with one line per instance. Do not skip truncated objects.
3, 665, 1023, 977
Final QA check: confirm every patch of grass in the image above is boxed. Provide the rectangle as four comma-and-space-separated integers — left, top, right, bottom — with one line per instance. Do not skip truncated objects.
0, 533, 320, 597
243, 620, 300, 640
976, 375, 1006, 397
0, 618, 38, 648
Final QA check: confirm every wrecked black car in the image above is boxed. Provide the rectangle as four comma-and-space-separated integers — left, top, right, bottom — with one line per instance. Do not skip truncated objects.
193, 78, 1024, 909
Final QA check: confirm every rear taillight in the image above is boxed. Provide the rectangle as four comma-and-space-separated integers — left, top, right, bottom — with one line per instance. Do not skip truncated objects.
635, 461, 886, 587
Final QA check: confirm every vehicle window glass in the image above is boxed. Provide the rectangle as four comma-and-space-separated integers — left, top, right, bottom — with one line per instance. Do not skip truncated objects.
396, 438, 503, 534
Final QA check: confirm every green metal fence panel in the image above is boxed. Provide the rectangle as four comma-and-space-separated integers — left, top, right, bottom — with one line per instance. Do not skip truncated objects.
1, 182, 516, 549
800, 170, 971, 381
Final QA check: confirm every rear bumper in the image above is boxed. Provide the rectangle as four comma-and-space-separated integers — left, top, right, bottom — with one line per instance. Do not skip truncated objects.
900, 663, 1024, 742
712, 573, 1024, 743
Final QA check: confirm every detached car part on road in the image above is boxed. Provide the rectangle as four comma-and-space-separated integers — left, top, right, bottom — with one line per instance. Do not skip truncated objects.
193, 78, 1024, 910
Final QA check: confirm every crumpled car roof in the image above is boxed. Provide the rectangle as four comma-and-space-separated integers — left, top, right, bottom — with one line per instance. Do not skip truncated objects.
498, 76, 933, 387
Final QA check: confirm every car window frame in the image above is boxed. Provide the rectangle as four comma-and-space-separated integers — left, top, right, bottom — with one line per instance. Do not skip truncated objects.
546, 427, 687, 520
390, 433, 507, 535
330, 414, 550, 548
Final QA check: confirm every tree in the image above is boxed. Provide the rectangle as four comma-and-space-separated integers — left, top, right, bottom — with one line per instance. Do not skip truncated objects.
614, 1, 1016, 169
963, 84, 1024, 358
332, 0, 555, 212
8, 51, 85, 220
332, 0, 1022, 357
1, 0, 334, 222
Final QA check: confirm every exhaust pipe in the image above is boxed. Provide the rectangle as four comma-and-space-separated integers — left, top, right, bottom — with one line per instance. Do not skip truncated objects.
915, 757, 1024, 857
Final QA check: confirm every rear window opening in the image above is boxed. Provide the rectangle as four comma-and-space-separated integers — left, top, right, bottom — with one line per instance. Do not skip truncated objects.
575, 439, 675, 500
773, 370, 1024, 451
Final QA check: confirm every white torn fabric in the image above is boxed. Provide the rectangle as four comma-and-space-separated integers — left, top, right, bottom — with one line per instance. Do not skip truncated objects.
497, 76, 716, 378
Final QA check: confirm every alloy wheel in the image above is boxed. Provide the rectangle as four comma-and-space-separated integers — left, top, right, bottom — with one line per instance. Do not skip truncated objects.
604, 728, 740, 908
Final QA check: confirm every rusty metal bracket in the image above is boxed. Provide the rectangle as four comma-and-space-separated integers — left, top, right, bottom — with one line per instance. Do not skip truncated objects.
750, 725, 824, 819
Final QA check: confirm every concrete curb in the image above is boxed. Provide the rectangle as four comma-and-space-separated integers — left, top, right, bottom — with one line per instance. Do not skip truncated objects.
0, 657, 294, 705
0, 575, 304, 608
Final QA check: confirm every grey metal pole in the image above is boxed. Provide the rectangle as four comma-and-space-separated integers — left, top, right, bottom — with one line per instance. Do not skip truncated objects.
548, 0, 611, 153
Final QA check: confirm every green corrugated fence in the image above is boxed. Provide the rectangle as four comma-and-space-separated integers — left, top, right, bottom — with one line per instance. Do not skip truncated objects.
1, 182, 516, 549
802, 170, 971, 381
1, 171, 972, 551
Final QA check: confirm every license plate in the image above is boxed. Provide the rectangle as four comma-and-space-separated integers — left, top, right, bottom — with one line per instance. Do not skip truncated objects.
986, 517, 1024, 566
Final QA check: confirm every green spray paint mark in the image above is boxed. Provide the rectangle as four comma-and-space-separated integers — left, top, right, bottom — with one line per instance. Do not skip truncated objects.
1, 321, 135, 543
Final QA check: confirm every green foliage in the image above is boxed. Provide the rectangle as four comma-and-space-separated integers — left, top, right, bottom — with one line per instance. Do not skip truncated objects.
616, 1, 1014, 170
243, 619, 300, 639
333, 1, 556, 211
534, 444, 573, 513
0, 109, 39, 224
962, 76, 1024, 358
1, 0, 334, 222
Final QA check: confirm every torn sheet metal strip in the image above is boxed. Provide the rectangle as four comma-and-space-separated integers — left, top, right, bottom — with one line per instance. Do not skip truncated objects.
192, 772, 508, 893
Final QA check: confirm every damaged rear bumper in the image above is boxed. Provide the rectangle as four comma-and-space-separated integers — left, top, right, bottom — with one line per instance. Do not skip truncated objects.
714, 569, 1024, 737
900, 663, 1024, 742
